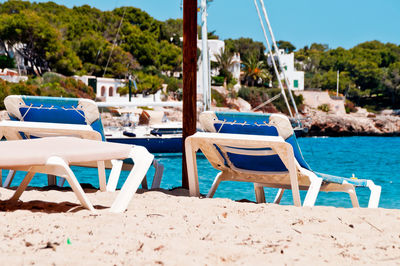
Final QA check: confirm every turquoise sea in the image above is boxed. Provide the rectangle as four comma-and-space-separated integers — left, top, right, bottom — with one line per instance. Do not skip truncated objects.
3, 137, 400, 209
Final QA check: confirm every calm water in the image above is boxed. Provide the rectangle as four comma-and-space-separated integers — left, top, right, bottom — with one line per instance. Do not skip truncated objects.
3, 137, 400, 209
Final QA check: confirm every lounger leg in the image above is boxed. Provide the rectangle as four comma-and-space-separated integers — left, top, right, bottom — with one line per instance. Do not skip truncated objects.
47, 174, 57, 186
106, 160, 123, 192
57, 177, 66, 187
45, 157, 95, 211
275, 144, 301, 207
151, 159, 164, 189
3, 170, 16, 188
367, 181, 381, 208
273, 189, 285, 204
207, 172, 224, 198
141, 176, 148, 190
254, 183, 266, 203
110, 146, 153, 213
185, 138, 200, 197
97, 161, 107, 192
303, 178, 323, 207
347, 185, 360, 208
10, 171, 36, 202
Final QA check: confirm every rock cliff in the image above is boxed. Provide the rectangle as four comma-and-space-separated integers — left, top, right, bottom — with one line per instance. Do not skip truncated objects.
304, 110, 400, 136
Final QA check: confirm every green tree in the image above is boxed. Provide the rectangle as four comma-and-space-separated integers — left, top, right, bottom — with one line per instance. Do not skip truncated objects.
135, 72, 163, 95
161, 18, 183, 45
382, 62, 400, 107
347, 59, 383, 93
276, 40, 296, 53
319, 70, 353, 92
207, 30, 219, 40
121, 23, 159, 66
156, 40, 182, 72
225, 38, 266, 62
242, 56, 271, 86
0, 1, 184, 78
214, 48, 234, 87
319, 47, 351, 72
0, 55, 15, 68
295, 45, 324, 73
0, 10, 81, 75
0, 0, 31, 14
310, 43, 329, 52
101, 46, 139, 78
114, 6, 162, 38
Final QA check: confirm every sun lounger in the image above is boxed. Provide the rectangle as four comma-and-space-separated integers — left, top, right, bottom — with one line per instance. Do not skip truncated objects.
3, 95, 163, 190
0, 137, 153, 213
185, 111, 381, 208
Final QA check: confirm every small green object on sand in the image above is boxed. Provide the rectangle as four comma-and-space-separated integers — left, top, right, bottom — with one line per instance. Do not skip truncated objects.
67, 238, 71, 245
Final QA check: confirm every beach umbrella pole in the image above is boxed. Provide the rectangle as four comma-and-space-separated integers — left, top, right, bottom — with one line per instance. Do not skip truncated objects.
182, 0, 197, 189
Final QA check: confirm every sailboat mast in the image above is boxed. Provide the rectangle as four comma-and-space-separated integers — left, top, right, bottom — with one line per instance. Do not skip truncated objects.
259, 0, 299, 117
337, 70, 339, 97
201, 0, 211, 111
253, 0, 293, 117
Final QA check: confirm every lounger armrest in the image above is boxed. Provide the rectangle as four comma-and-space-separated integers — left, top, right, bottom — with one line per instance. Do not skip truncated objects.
0, 120, 102, 141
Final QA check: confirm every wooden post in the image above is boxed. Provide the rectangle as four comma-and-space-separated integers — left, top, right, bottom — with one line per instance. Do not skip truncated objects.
182, 0, 197, 189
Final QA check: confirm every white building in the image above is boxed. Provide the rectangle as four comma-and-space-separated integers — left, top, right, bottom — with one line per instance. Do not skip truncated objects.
196, 39, 241, 93
74, 75, 124, 100
0, 68, 28, 83
0, 43, 26, 74
267, 49, 304, 91
229, 53, 241, 84
74, 75, 161, 104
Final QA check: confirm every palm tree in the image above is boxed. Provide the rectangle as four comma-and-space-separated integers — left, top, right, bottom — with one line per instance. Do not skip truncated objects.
242, 56, 271, 86
214, 48, 234, 87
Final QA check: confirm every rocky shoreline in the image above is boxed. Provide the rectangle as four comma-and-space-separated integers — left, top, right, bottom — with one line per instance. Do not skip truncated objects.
2, 107, 399, 137
304, 110, 400, 137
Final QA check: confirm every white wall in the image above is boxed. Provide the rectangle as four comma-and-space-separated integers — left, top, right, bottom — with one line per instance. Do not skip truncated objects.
267, 49, 304, 91
74, 75, 164, 104
96, 77, 126, 99
288, 71, 304, 91
197, 39, 225, 61
197, 39, 241, 93
0, 75, 28, 83
106, 90, 162, 104
74, 75, 126, 101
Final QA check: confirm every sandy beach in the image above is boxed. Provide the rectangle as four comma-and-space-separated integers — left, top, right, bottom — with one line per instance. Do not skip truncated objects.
0, 186, 399, 265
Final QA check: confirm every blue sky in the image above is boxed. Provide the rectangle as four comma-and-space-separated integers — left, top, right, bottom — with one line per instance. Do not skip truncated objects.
23, 0, 400, 49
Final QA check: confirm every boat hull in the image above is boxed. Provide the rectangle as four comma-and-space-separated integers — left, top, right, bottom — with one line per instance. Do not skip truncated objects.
107, 124, 304, 153
107, 136, 182, 153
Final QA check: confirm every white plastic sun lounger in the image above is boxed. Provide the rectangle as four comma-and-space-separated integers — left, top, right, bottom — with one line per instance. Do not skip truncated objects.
0, 137, 153, 213
184, 111, 381, 208
2, 95, 163, 190
0, 120, 112, 190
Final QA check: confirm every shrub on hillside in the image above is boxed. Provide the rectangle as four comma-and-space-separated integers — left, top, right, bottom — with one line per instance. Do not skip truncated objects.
118, 72, 164, 96
238, 86, 303, 114
164, 76, 182, 93
345, 100, 357, 113
211, 89, 226, 107
238, 86, 251, 100
318, 104, 330, 112
0, 74, 95, 109
211, 76, 224, 86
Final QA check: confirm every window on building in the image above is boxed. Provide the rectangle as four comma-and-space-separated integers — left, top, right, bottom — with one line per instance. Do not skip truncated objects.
109, 87, 114, 97
101, 86, 106, 97
294, 80, 299, 88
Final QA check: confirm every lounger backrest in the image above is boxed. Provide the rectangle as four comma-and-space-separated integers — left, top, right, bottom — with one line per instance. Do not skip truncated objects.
4, 95, 105, 141
199, 111, 312, 172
